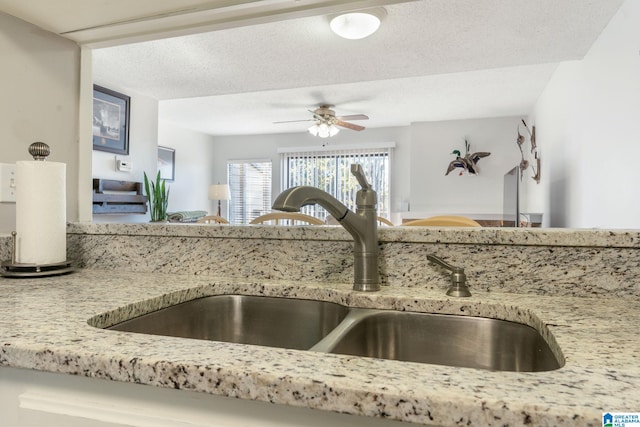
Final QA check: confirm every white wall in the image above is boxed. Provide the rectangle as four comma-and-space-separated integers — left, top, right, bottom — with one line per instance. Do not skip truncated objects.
207, 118, 526, 222
90, 0, 639, 229
209, 126, 411, 220
0, 12, 80, 233
91, 84, 159, 223
5, 0, 627, 229
158, 122, 217, 214
531, 0, 640, 228
409, 117, 524, 216
526, 62, 581, 227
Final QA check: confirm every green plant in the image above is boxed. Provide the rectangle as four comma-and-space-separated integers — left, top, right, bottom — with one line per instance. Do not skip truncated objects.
143, 171, 170, 222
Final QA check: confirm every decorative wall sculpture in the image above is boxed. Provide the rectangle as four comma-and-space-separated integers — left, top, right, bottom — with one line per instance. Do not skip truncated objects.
445, 139, 491, 176
517, 120, 541, 183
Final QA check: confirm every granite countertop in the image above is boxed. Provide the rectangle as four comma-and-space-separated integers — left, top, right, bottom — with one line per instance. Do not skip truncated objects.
65, 222, 640, 248
1, 269, 638, 426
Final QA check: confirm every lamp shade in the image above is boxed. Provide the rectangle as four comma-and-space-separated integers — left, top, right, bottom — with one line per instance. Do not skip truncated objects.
318, 122, 330, 138
208, 184, 231, 200
308, 123, 320, 136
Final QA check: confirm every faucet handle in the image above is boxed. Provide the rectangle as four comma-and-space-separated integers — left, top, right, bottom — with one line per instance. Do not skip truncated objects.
350, 164, 372, 190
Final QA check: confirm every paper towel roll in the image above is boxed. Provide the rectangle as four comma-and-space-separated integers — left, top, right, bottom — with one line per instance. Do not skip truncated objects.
15, 161, 67, 264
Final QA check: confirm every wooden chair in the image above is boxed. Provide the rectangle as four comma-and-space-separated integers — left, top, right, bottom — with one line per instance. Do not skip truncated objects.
250, 212, 324, 225
402, 215, 481, 227
326, 215, 394, 226
197, 215, 229, 224
377, 216, 394, 226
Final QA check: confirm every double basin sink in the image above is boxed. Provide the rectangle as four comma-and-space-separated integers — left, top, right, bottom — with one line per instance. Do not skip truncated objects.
107, 295, 562, 372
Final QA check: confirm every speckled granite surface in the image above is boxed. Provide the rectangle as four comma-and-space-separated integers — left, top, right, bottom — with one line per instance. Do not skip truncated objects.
1, 224, 640, 425
65, 222, 640, 247
60, 223, 640, 297
0, 269, 638, 427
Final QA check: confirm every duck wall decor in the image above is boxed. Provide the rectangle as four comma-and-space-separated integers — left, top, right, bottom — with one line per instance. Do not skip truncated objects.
445, 139, 491, 176
517, 119, 541, 184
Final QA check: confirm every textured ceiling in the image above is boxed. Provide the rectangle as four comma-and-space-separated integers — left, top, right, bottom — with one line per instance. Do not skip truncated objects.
89, 0, 624, 136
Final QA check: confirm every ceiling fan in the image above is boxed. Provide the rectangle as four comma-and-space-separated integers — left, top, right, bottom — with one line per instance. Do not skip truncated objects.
274, 105, 369, 137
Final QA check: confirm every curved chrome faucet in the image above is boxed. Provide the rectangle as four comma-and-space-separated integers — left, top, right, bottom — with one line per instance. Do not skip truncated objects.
272, 164, 380, 291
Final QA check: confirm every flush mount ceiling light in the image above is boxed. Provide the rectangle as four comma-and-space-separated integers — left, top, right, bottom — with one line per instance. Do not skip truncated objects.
329, 8, 386, 40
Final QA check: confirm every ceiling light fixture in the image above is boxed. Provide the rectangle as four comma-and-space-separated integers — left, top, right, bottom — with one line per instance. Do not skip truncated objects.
308, 122, 340, 138
329, 8, 386, 40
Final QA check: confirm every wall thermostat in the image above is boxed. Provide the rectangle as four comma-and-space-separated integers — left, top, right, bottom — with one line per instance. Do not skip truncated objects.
116, 160, 132, 172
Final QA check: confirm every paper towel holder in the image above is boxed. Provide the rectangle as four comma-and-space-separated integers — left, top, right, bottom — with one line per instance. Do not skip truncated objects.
1, 231, 73, 277
0, 142, 74, 278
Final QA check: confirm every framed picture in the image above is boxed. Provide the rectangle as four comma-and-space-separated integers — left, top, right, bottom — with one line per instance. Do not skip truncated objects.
92, 85, 130, 155
158, 146, 175, 181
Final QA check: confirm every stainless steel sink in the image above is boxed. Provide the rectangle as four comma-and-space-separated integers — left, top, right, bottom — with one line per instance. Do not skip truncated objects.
108, 295, 349, 350
312, 309, 561, 372
105, 295, 562, 372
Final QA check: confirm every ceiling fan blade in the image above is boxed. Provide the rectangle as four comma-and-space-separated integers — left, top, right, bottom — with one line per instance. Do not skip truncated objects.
274, 106, 368, 129
334, 119, 365, 131
336, 114, 369, 121
273, 119, 315, 124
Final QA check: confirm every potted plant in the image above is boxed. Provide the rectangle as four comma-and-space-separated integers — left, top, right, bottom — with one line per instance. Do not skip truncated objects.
143, 171, 170, 222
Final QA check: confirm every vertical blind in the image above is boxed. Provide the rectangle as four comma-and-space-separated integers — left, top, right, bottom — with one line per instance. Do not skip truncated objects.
280, 146, 392, 219
227, 160, 272, 225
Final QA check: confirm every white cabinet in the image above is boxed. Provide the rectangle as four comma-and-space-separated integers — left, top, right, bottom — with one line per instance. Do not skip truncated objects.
0, 367, 410, 427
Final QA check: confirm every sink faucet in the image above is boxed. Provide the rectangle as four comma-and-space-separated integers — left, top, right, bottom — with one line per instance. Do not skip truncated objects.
272, 164, 380, 292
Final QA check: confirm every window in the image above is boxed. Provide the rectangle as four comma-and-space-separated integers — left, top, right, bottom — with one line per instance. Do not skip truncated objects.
227, 160, 272, 225
280, 145, 392, 219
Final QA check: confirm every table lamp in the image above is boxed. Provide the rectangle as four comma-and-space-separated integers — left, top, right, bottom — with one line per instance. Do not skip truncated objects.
208, 184, 231, 217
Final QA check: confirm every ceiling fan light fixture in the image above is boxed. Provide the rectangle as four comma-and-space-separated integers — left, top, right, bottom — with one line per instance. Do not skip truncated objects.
317, 122, 331, 138
308, 123, 320, 136
330, 9, 385, 40
308, 121, 340, 138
